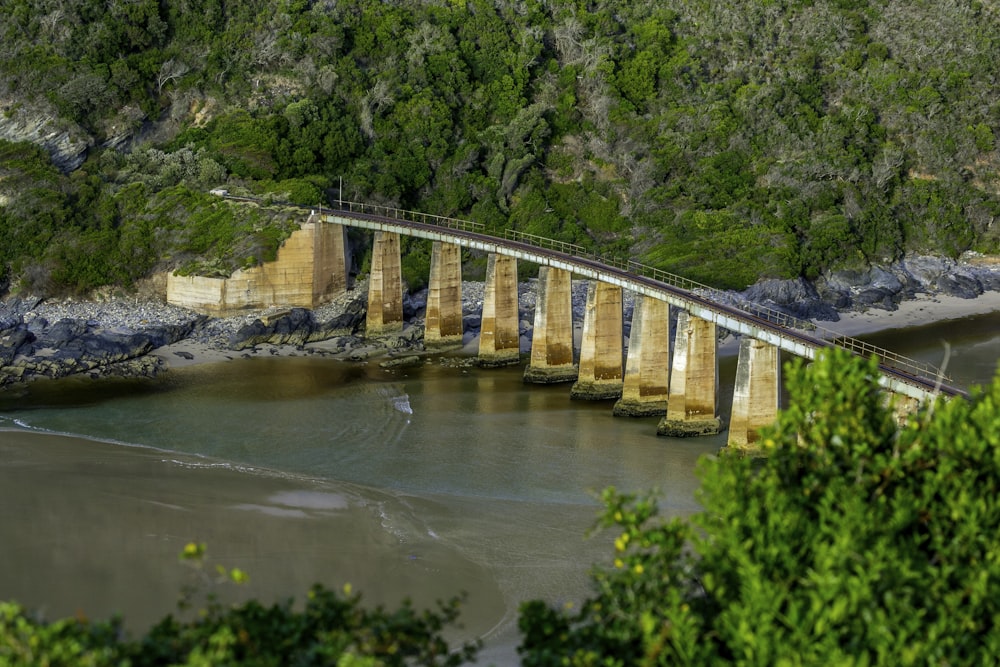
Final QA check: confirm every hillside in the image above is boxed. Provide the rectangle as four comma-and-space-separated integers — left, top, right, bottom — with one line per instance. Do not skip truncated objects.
2, 0, 1000, 296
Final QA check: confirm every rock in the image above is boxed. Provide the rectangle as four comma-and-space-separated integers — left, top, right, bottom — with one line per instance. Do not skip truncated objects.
174, 350, 195, 360
0, 318, 168, 387
740, 278, 840, 322
379, 355, 423, 369
0, 103, 92, 173
0, 326, 35, 366
229, 303, 367, 350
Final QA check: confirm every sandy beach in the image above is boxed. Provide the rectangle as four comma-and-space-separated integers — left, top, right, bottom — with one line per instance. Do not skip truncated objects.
815, 290, 1000, 338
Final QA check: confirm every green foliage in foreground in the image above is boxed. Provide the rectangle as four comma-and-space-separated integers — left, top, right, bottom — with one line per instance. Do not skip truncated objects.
0, 544, 478, 667
519, 347, 1000, 665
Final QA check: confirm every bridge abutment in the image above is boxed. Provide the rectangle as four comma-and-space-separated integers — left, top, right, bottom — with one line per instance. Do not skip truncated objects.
614, 296, 670, 417
571, 281, 624, 400
478, 254, 520, 367
424, 241, 463, 349
658, 311, 723, 437
728, 337, 781, 451
365, 231, 404, 337
524, 266, 578, 384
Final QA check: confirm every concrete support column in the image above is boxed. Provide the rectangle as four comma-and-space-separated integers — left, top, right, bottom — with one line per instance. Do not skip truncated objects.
478, 254, 520, 368
614, 296, 670, 417
424, 241, 463, 349
728, 337, 781, 451
657, 310, 723, 437
365, 231, 404, 337
524, 266, 577, 384
571, 281, 624, 400
311, 220, 348, 306
889, 392, 921, 428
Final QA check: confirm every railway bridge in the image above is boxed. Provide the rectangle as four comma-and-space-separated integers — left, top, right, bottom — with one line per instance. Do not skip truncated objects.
170, 197, 962, 450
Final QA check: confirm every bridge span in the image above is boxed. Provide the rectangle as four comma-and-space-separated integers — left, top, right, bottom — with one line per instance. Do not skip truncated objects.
191, 195, 963, 450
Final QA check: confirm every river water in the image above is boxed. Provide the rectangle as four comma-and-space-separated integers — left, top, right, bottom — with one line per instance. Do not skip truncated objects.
1, 310, 999, 664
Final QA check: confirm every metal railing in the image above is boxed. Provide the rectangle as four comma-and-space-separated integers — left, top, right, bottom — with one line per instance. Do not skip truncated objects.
315, 197, 949, 384
331, 199, 486, 234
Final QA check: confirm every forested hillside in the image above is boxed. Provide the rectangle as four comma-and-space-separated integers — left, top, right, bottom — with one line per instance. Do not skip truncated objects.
2, 0, 1000, 295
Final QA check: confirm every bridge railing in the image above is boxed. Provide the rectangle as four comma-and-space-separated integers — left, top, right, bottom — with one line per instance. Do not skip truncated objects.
323, 198, 949, 383
330, 199, 486, 234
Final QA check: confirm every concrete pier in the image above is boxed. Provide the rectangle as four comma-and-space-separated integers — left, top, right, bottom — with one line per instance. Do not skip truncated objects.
728, 337, 780, 451
424, 241, 463, 348
524, 266, 578, 384
478, 254, 520, 367
889, 392, 921, 427
365, 231, 404, 336
658, 310, 723, 437
313, 220, 349, 304
614, 296, 670, 417
571, 281, 624, 400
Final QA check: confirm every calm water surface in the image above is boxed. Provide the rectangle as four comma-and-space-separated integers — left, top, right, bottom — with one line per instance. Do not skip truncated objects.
1, 310, 998, 664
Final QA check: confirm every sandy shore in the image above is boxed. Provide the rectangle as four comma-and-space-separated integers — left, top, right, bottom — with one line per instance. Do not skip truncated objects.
813, 290, 1000, 338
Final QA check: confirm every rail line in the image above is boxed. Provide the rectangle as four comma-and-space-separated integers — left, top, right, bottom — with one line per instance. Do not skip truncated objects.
220, 193, 966, 399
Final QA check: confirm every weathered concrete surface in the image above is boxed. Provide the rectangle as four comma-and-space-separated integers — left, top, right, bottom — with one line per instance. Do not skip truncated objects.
524, 266, 577, 384
312, 221, 349, 304
657, 310, 722, 437
889, 392, 921, 428
728, 337, 780, 451
571, 281, 623, 400
424, 242, 463, 349
167, 221, 348, 312
366, 231, 404, 336
614, 296, 670, 417
478, 254, 520, 367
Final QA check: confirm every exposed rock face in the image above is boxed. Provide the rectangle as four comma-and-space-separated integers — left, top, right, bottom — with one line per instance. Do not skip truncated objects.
0, 102, 92, 173
229, 302, 367, 350
813, 254, 1000, 311
740, 277, 841, 322
0, 313, 194, 387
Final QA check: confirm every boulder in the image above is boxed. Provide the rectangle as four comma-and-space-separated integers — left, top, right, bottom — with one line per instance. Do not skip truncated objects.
740, 277, 840, 321
230, 304, 367, 350
0, 313, 195, 387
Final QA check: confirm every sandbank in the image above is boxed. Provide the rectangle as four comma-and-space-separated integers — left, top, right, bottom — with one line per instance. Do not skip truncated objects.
813, 290, 1000, 338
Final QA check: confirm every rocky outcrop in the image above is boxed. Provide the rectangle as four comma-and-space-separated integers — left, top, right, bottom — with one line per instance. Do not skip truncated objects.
740, 277, 841, 322
0, 313, 195, 387
741, 254, 1000, 318
229, 302, 367, 350
0, 102, 92, 173
813, 254, 1000, 311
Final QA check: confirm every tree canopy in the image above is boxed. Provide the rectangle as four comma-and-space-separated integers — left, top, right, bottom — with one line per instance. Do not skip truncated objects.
519, 347, 1000, 665
3, 0, 1000, 294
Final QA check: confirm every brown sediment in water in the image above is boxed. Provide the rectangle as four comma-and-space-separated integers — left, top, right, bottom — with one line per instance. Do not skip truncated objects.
0, 427, 506, 641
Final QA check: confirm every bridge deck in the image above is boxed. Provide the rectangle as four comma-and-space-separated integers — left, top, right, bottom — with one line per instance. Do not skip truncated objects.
225, 194, 964, 402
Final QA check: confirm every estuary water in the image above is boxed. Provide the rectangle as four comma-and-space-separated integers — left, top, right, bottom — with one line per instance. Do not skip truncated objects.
1, 310, 999, 664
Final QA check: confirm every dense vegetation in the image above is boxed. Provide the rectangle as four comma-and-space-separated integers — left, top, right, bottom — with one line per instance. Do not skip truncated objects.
519, 348, 1000, 665
0, 543, 480, 666
3, 0, 1000, 295
6, 350, 1000, 664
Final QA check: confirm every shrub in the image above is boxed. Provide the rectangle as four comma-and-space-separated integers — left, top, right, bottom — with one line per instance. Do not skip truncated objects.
519, 348, 1000, 665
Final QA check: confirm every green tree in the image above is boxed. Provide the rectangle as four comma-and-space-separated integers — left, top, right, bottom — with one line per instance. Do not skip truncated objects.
519, 347, 1000, 665
1, 544, 479, 666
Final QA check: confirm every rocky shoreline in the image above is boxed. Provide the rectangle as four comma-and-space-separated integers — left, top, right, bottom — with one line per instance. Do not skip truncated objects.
2, 253, 1000, 388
